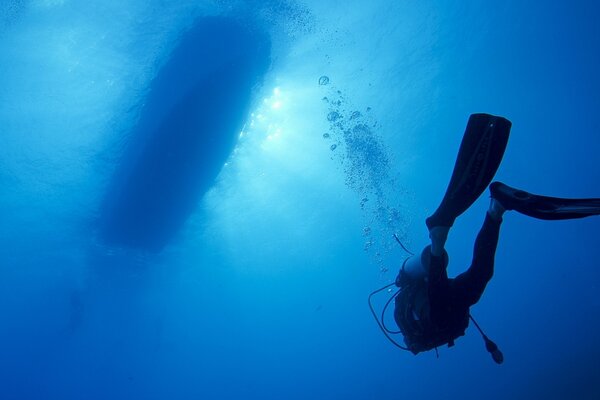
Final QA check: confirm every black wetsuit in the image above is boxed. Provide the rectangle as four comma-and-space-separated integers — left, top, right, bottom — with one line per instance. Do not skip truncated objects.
394, 214, 502, 352
429, 214, 501, 322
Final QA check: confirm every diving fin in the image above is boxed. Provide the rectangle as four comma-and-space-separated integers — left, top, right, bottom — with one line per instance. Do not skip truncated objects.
490, 181, 600, 220
427, 113, 512, 229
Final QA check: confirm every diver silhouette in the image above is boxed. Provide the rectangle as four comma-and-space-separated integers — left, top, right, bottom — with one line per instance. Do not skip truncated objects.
369, 113, 600, 363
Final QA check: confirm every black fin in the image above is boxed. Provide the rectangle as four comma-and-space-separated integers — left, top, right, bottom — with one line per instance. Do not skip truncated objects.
427, 113, 512, 229
491, 181, 600, 220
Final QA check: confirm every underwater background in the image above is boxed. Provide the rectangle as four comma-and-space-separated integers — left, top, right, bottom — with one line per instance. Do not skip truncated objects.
1, 0, 599, 399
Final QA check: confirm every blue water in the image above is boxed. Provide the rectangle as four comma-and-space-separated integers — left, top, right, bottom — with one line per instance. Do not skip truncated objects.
1, 1, 599, 399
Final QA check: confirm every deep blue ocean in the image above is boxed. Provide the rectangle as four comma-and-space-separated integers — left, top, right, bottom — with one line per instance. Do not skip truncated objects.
1, 1, 599, 399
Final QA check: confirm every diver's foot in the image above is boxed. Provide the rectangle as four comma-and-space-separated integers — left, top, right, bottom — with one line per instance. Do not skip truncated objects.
428, 226, 449, 257
487, 198, 506, 221
490, 181, 533, 212
426, 212, 452, 257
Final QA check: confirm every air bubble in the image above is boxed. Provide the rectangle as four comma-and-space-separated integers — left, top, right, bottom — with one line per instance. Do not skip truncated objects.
327, 111, 341, 122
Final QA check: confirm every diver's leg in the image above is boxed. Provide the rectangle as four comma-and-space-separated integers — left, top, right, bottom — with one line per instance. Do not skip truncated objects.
429, 226, 450, 257
419, 113, 510, 278
424, 246, 453, 324
452, 207, 503, 307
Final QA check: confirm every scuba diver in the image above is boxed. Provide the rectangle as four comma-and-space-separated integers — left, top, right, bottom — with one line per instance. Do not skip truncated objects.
369, 113, 600, 364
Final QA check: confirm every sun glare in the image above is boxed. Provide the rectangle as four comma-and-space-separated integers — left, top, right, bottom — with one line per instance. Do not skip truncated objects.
239, 86, 289, 151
